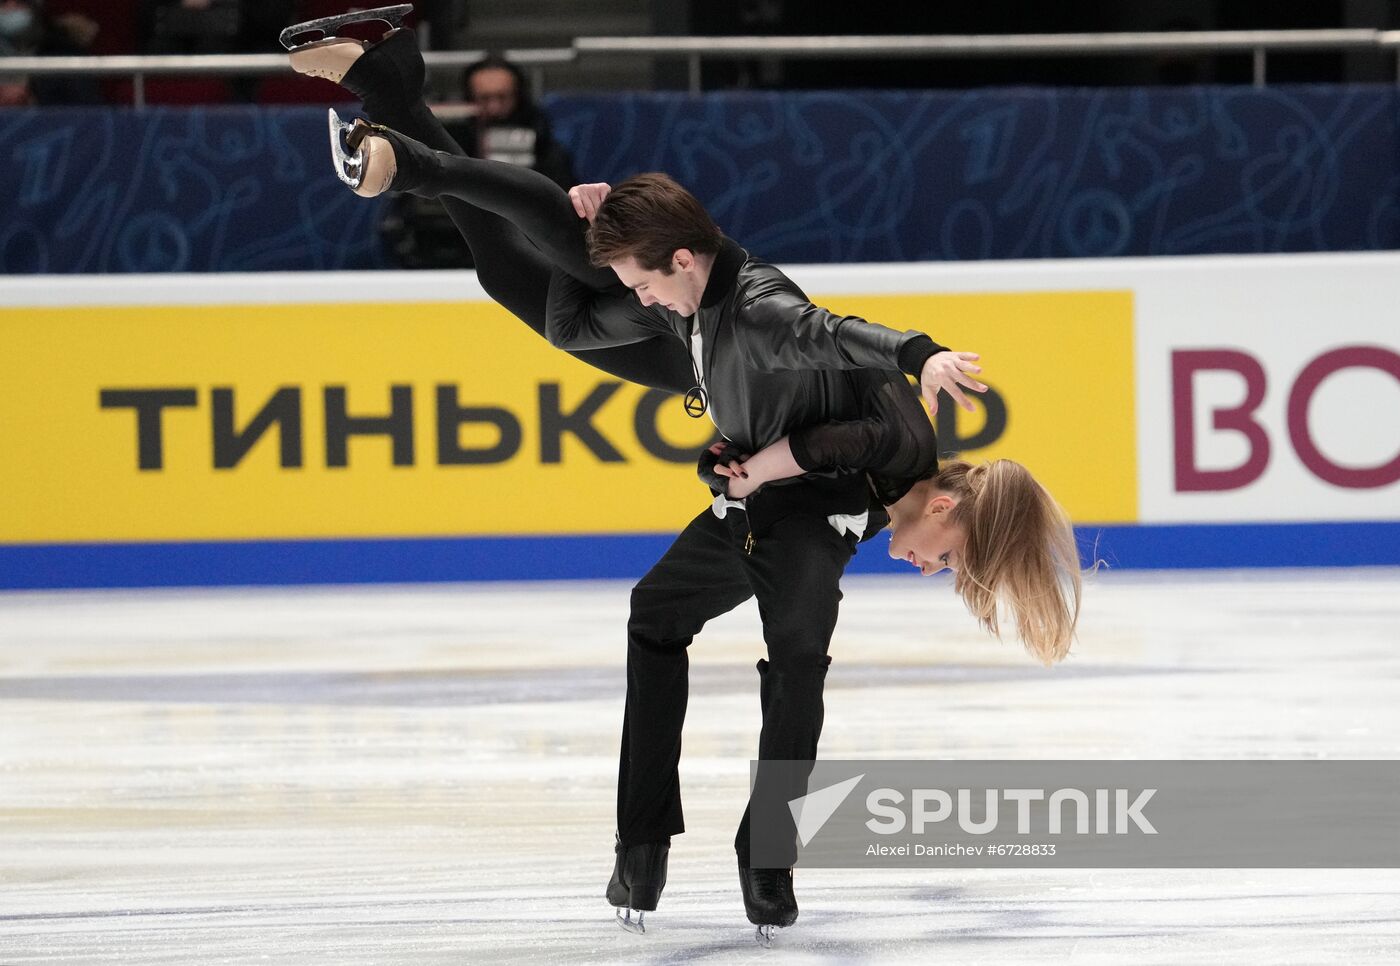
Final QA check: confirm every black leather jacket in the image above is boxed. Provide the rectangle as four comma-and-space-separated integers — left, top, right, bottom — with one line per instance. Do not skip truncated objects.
789, 368, 940, 506
546, 238, 945, 532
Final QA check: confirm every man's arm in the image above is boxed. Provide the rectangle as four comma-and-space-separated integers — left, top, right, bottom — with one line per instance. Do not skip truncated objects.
737, 284, 986, 414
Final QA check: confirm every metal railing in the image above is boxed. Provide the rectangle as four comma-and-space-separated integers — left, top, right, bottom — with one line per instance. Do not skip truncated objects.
1383, 30, 1400, 80
576, 29, 1387, 93
0, 49, 573, 107
4, 29, 1400, 104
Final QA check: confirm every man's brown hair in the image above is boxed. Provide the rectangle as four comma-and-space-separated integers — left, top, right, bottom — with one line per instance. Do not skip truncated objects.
587, 173, 722, 272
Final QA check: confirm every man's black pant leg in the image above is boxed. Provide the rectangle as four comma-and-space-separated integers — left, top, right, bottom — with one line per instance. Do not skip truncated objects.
618, 508, 753, 846
735, 513, 857, 865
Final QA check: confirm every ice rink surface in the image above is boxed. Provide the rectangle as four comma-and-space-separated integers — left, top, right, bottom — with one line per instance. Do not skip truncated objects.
2, 567, 1399, 965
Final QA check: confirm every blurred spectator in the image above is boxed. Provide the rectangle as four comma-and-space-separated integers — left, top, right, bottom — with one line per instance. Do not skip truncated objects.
459, 54, 575, 189
135, 0, 299, 101
0, 0, 102, 105
138, 0, 240, 55
236, 0, 293, 54
383, 53, 577, 270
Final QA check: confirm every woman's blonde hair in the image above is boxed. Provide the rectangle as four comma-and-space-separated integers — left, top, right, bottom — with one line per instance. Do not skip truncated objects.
931, 459, 1082, 665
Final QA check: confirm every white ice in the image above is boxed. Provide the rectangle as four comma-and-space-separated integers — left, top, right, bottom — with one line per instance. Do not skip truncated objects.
1, 568, 1399, 964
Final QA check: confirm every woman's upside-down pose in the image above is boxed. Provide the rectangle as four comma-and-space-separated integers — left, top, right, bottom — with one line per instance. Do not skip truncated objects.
283, 5, 694, 395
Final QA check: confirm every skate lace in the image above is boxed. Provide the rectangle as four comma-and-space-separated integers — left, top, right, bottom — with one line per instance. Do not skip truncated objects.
751, 868, 792, 902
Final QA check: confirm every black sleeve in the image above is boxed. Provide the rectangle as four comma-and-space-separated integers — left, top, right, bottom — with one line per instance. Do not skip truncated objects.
896, 334, 946, 379
790, 418, 896, 474
734, 283, 949, 375
789, 371, 937, 483
545, 268, 674, 349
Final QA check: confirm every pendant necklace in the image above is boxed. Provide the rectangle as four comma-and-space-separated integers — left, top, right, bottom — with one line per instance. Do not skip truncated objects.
685, 318, 708, 418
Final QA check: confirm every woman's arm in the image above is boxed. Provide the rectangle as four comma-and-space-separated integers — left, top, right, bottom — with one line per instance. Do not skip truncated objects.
716, 420, 887, 498
714, 436, 804, 499
544, 183, 677, 350
716, 386, 917, 499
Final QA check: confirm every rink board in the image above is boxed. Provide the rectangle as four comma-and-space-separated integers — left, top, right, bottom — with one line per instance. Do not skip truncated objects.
0, 523, 1397, 589
1, 254, 1397, 587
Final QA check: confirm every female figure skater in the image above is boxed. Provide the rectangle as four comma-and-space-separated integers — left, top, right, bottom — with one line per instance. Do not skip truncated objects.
702, 387, 1080, 666
281, 5, 1081, 941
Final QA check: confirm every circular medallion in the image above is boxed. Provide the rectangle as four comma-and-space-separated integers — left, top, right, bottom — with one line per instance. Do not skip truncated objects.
683, 386, 708, 418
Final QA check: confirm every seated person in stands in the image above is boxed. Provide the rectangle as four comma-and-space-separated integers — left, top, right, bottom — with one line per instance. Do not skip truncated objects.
384, 53, 577, 269
0, 0, 102, 105
460, 54, 576, 190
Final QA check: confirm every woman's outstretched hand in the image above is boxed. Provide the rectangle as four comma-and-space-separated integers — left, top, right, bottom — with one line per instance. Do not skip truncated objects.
569, 183, 612, 223
919, 351, 987, 416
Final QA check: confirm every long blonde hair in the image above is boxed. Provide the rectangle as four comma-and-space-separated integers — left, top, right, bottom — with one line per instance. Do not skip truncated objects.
931, 460, 1082, 665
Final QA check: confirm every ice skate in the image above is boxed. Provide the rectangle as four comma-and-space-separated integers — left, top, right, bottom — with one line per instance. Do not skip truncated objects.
606, 837, 668, 934
739, 861, 798, 946
328, 111, 391, 196
279, 4, 412, 56
328, 109, 450, 197
282, 4, 425, 102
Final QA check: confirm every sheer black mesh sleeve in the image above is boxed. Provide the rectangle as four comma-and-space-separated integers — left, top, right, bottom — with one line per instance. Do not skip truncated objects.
788, 369, 939, 506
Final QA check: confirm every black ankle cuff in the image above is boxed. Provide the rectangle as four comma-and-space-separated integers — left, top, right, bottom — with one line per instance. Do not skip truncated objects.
360, 97, 434, 133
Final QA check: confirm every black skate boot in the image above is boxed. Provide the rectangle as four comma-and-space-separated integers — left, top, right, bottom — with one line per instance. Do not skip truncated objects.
739, 859, 798, 946
607, 835, 669, 934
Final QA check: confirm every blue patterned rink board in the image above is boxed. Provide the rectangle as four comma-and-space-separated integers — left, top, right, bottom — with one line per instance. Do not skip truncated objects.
4, 85, 1398, 273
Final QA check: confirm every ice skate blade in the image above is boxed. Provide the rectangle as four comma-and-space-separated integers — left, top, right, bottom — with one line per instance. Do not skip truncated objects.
280, 4, 413, 52
755, 924, 779, 947
615, 907, 646, 934
327, 108, 365, 189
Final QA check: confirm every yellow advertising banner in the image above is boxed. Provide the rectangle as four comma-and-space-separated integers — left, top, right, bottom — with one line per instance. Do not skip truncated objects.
819, 290, 1138, 526
0, 289, 1134, 543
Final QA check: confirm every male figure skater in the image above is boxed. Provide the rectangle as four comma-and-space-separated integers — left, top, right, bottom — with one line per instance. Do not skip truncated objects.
548, 176, 984, 940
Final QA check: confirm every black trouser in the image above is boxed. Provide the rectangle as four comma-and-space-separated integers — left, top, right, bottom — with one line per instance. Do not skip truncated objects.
357, 75, 692, 394
618, 506, 856, 867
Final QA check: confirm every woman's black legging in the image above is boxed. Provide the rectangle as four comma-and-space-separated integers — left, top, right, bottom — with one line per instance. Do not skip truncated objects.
357, 89, 694, 395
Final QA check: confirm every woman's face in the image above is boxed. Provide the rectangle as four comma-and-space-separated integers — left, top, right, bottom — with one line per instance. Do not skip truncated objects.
887, 494, 966, 576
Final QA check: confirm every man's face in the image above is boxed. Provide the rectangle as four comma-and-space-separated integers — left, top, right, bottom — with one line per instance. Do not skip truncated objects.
610, 254, 704, 316
468, 67, 519, 123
